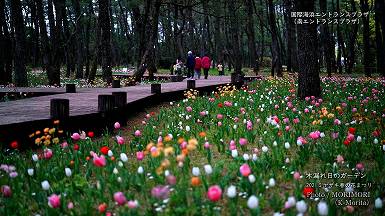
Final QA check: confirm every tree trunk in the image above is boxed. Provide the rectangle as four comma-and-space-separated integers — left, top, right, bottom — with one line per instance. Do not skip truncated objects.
85, 0, 93, 78
375, 0, 385, 76
296, 0, 321, 99
0, 0, 12, 84
345, 0, 358, 74
10, 0, 27, 86
245, 0, 259, 74
36, 0, 56, 85
99, 0, 112, 84
319, 0, 335, 76
360, 0, 371, 77
72, 0, 84, 79
228, 0, 242, 74
268, 0, 282, 77
134, 0, 161, 82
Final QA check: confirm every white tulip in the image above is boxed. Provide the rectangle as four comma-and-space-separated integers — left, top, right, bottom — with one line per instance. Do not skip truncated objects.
320, 132, 325, 138
268, 178, 276, 187
32, 154, 38, 162
374, 138, 379, 144
284, 142, 290, 149
65, 168, 72, 177
262, 146, 268, 152
164, 170, 170, 177
118, 161, 123, 167
273, 141, 278, 146
117, 177, 122, 183
120, 153, 128, 162
287, 196, 296, 207
296, 200, 307, 213
356, 136, 362, 142
247, 195, 259, 209
226, 185, 237, 198
27, 168, 34, 176
248, 174, 256, 183
375, 197, 383, 209
231, 149, 238, 158
204, 165, 213, 175
243, 154, 250, 161
137, 166, 144, 174
108, 150, 113, 157
113, 167, 119, 174
41, 180, 50, 190
185, 125, 190, 131
317, 201, 328, 216
192, 167, 200, 176
252, 154, 258, 161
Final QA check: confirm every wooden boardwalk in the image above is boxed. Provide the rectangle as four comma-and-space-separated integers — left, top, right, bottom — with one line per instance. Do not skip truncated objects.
0, 76, 231, 126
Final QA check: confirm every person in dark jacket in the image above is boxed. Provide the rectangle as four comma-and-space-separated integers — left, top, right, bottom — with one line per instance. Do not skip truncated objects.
186, 51, 195, 79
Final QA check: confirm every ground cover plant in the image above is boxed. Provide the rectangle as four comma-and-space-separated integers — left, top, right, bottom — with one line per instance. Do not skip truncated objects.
1, 76, 384, 215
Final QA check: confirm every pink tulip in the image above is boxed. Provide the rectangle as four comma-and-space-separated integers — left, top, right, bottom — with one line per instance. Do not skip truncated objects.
1, 185, 11, 197
71, 133, 80, 141
204, 142, 210, 149
67, 202, 74, 209
356, 163, 364, 171
61, 141, 68, 148
200, 111, 206, 116
240, 163, 251, 177
151, 185, 170, 200
113, 192, 127, 205
334, 119, 341, 125
216, 114, 223, 119
239, 138, 248, 146
114, 122, 121, 129
166, 175, 177, 185
224, 101, 232, 107
43, 148, 53, 159
331, 132, 339, 139
285, 126, 290, 131
186, 106, 192, 112
309, 131, 321, 140
180, 141, 187, 149
207, 185, 222, 202
293, 172, 301, 180
93, 154, 106, 167
134, 130, 141, 137
116, 136, 125, 145
208, 98, 215, 102
48, 194, 61, 208
336, 155, 344, 164
234, 117, 239, 122
304, 108, 309, 113
274, 104, 279, 109
127, 200, 138, 209
293, 118, 300, 124
217, 122, 222, 127
240, 107, 246, 114
246, 120, 253, 130
136, 151, 144, 161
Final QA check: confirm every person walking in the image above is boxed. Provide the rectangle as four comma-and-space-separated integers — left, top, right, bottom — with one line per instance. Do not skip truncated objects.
194, 56, 202, 79
217, 62, 224, 76
202, 54, 211, 79
186, 51, 195, 79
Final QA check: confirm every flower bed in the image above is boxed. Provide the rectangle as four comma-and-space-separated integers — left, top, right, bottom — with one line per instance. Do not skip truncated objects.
1, 77, 384, 215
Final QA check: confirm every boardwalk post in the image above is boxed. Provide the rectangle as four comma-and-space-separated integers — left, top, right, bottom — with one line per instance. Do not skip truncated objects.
187, 80, 195, 89
98, 95, 116, 113
66, 84, 76, 93
50, 99, 69, 119
112, 92, 127, 108
112, 79, 121, 88
151, 83, 161, 94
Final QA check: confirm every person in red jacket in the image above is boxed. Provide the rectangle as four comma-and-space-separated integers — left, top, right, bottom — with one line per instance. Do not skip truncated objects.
194, 56, 202, 79
201, 54, 211, 79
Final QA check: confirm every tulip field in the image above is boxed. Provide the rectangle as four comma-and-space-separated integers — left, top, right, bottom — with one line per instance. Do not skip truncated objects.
1, 76, 384, 215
